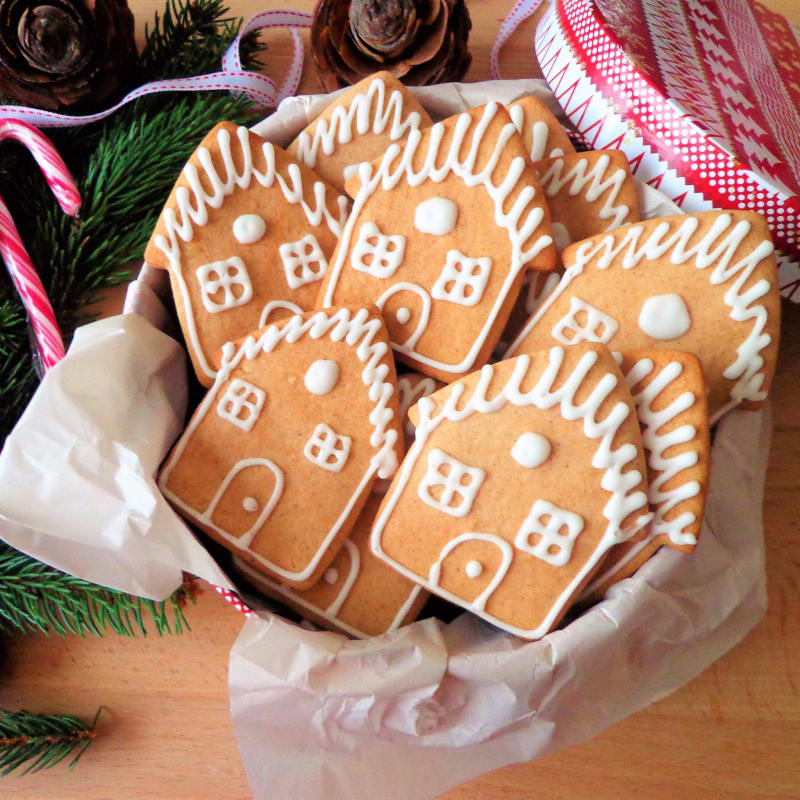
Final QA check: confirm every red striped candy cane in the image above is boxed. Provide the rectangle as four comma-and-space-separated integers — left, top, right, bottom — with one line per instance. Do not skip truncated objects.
0, 120, 81, 372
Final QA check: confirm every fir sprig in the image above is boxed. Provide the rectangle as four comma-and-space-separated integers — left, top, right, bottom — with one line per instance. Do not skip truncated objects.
0, 708, 101, 775
0, 0, 268, 441
0, 544, 196, 637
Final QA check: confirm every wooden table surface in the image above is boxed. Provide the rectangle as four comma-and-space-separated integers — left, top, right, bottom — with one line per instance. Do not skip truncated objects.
2, 1, 799, 798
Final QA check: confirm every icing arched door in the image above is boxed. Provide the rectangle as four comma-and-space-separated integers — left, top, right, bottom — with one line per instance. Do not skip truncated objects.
377, 283, 431, 352
205, 458, 284, 547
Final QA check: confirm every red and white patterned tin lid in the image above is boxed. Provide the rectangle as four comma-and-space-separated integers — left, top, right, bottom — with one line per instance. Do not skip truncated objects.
535, 0, 800, 301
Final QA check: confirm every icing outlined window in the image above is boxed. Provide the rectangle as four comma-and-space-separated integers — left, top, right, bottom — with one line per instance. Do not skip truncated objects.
304, 423, 352, 472
417, 448, 486, 518
279, 233, 328, 290
196, 257, 253, 313
216, 378, 266, 432
514, 499, 584, 567
351, 221, 406, 279
551, 296, 619, 344
431, 250, 492, 306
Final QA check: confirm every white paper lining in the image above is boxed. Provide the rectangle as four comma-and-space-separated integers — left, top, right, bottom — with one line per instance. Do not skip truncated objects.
0, 78, 769, 800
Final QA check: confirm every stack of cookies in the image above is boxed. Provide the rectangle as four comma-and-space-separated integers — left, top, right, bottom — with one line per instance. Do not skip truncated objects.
147, 72, 781, 640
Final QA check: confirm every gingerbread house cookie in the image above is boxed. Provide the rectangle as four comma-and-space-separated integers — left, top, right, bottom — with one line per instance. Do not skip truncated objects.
288, 71, 432, 194
582, 350, 711, 602
233, 493, 428, 638
159, 306, 402, 589
536, 150, 639, 252
371, 344, 651, 639
319, 101, 557, 383
507, 95, 575, 164
145, 122, 349, 386
506, 211, 781, 422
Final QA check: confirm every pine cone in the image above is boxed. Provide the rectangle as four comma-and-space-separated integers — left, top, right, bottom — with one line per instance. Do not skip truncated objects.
311, 0, 471, 92
0, 0, 137, 111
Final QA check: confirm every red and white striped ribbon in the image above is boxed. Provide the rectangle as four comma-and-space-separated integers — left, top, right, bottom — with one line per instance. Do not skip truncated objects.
490, 0, 545, 80
0, 121, 81, 371
0, 9, 312, 128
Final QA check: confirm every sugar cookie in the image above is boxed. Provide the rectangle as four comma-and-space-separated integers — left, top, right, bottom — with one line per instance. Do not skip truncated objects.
159, 306, 402, 589
288, 71, 432, 194
506, 211, 780, 422
320, 101, 556, 382
145, 122, 349, 386
581, 350, 711, 602
371, 344, 651, 639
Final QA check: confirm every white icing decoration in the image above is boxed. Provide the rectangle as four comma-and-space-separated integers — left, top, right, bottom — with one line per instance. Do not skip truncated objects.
397, 375, 439, 440
414, 197, 458, 236
304, 359, 339, 395
539, 153, 631, 230
217, 378, 265, 432
304, 423, 351, 472
232, 213, 266, 244
395, 306, 411, 324
242, 496, 259, 512
551, 222, 572, 252
514, 499, 584, 567
638, 293, 692, 340
196, 257, 252, 313
508, 107, 557, 163
372, 346, 651, 639
431, 250, 492, 306
417, 449, 485, 518
294, 77, 423, 169
324, 567, 339, 585
465, 560, 483, 578
159, 308, 400, 584
203, 458, 284, 547
581, 358, 703, 596
152, 125, 348, 380
323, 101, 553, 375
233, 550, 423, 639
511, 432, 551, 468
351, 221, 406, 279
258, 299, 302, 328
551, 296, 619, 344
507, 212, 775, 421
279, 233, 328, 289
429, 533, 513, 613
376, 283, 431, 350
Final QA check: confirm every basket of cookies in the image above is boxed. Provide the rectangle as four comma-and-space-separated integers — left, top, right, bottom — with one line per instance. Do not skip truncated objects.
0, 73, 778, 799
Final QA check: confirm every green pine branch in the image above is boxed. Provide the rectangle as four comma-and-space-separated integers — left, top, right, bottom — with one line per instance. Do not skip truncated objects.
0, 708, 101, 775
0, 544, 196, 637
0, 0, 268, 442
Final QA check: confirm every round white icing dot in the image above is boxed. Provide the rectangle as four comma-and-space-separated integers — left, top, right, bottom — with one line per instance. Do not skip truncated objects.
551, 221, 573, 252
324, 568, 339, 585
242, 496, 259, 512
638, 293, 691, 340
511, 432, 551, 468
396, 306, 411, 324
232, 213, 267, 244
465, 560, 483, 579
304, 359, 340, 395
414, 197, 458, 236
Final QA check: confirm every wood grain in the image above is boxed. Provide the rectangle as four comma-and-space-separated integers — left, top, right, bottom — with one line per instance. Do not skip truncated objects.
1, 1, 799, 797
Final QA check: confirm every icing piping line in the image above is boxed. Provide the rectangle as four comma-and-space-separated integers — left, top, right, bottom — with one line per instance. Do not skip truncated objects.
538, 153, 631, 230
371, 346, 652, 639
